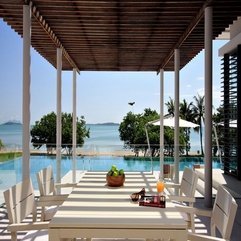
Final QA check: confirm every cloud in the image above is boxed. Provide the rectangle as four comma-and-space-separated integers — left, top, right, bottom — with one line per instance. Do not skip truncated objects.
197, 76, 204, 81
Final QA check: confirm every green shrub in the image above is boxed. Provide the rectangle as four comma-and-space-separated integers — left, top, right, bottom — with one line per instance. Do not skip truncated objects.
0, 152, 22, 162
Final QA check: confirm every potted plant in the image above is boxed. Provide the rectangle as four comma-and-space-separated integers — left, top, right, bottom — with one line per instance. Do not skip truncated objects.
106, 165, 125, 187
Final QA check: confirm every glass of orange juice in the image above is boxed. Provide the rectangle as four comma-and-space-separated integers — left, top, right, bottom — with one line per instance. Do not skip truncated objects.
156, 180, 165, 194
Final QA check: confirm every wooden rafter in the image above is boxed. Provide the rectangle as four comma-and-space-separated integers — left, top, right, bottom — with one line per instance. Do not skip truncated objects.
29, 1, 80, 72
0, 0, 240, 72
157, 0, 214, 73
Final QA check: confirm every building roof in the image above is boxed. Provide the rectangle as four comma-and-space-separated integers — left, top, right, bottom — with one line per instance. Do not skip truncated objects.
0, 0, 240, 72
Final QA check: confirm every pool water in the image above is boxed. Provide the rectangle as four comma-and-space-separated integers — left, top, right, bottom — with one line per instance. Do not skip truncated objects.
0, 155, 221, 191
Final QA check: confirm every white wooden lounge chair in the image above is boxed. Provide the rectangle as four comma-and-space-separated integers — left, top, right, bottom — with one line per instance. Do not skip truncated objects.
164, 167, 199, 232
165, 167, 199, 207
177, 185, 238, 241
36, 165, 77, 221
3, 178, 49, 241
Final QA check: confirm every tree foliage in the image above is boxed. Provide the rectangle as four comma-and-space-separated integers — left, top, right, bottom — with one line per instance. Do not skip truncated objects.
192, 94, 205, 155
165, 97, 197, 156
0, 139, 4, 150
31, 112, 89, 155
179, 99, 196, 156
212, 106, 224, 157
119, 94, 221, 157
119, 108, 159, 156
119, 108, 187, 157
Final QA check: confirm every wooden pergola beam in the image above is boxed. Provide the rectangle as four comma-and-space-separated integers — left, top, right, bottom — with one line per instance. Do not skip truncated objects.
157, 0, 214, 73
29, 0, 80, 73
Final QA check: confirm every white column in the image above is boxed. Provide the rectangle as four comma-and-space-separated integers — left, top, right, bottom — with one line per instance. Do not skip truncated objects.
174, 49, 180, 184
72, 69, 77, 183
22, 5, 31, 181
56, 48, 62, 192
204, 6, 213, 208
159, 69, 164, 179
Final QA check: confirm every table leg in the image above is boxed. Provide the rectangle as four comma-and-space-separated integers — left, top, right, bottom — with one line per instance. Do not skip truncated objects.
48, 229, 60, 241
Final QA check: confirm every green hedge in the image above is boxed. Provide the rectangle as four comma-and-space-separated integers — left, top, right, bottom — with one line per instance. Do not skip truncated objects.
0, 152, 22, 162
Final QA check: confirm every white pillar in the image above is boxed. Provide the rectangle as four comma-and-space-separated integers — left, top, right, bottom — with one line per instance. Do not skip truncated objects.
159, 69, 164, 179
72, 69, 77, 183
204, 6, 213, 208
56, 48, 62, 191
22, 5, 31, 181
174, 49, 180, 184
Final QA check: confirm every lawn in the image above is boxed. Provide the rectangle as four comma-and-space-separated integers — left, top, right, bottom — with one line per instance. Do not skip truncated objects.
0, 152, 22, 162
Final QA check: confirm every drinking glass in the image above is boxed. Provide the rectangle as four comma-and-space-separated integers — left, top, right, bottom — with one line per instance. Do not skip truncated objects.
156, 180, 165, 194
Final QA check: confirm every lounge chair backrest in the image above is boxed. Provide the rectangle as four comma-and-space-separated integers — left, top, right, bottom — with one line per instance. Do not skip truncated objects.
212, 185, 237, 239
36, 165, 56, 196
4, 178, 37, 224
180, 168, 198, 198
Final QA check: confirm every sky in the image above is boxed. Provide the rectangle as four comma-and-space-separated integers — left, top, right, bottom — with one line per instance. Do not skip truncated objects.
0, 19, 227, 124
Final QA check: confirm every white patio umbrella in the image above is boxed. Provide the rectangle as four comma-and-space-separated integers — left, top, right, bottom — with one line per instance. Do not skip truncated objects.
145, 116, 199, 174
148, 116, 199, 128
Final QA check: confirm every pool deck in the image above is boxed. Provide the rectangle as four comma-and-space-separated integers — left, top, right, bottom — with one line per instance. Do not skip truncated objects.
0, 169, 241, 240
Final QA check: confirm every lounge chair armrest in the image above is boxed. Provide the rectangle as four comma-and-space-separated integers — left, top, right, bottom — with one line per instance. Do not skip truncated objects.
37, 194, 68, 206
188, 233, 227, 241
55, 182, 77, 188
168, 195, 195, 204
165, 183, 181, 195
175, 205, 212, 217
8, 222, 49, 232
194, 208, 212, 217
175, 205, 197, 214
164, 183, 181, 188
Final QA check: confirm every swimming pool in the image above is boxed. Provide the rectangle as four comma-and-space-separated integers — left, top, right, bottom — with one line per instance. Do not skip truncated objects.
0, 155, 221, 191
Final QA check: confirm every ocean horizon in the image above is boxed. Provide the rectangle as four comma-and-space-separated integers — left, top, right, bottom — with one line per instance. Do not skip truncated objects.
0, 123, 201, 153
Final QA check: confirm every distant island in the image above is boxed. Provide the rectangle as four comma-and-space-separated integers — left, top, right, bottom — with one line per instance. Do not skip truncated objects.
0, 121, 119, 126
0, 121, 22, 126
89, 122, 119, 126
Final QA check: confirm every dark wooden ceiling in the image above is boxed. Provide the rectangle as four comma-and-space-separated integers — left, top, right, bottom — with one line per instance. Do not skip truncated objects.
0, 0, 240, 72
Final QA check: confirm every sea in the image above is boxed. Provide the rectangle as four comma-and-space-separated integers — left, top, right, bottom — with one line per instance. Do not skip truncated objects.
0, 123, 201, 153
0, 123, 212, 205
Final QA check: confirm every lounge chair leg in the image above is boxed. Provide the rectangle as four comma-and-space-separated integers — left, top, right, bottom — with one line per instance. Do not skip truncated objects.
11, 232, 17, 241
190, 213, 195, 233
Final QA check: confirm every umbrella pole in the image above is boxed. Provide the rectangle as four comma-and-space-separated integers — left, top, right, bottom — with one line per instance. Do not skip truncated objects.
145, 125, 153, 174
213, 124, 222, 163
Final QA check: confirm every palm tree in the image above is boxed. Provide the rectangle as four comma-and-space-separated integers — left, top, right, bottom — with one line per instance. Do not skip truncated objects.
180, 99, 195, 121
180, 99, 195, 156
193, 94, 205, 155
165, 97, 175, 116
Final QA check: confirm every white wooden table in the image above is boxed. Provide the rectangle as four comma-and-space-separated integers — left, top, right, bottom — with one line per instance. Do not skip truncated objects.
49, 172, 187, 241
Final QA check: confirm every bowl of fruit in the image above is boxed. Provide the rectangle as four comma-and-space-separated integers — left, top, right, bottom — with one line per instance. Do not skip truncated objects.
106, 165, 125, 187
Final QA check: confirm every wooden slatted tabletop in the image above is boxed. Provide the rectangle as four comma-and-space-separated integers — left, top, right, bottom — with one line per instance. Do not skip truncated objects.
49, 172, 187, 241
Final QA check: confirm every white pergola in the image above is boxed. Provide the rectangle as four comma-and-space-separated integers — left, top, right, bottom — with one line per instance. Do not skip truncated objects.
1, 0, 239, 207
13, 3, 213, 206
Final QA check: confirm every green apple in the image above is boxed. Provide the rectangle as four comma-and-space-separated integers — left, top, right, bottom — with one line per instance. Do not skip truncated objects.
107, 170, 113, 176
111, 165, 117, 172
113, 171, 119, 177
119, 169, 124, 175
